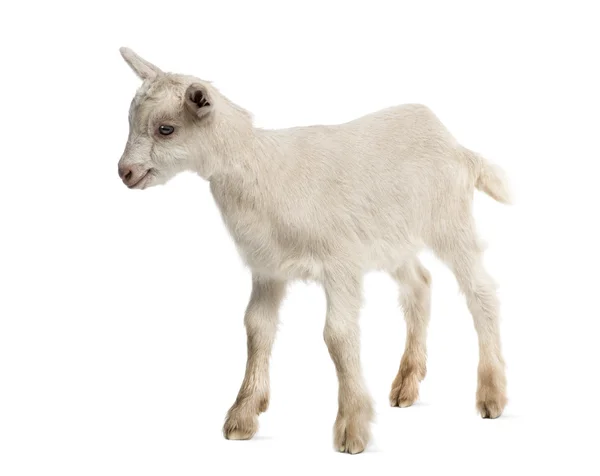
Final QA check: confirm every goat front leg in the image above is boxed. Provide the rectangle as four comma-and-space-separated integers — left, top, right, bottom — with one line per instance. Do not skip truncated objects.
323, 270, 374, 454
223, 276, 286, 440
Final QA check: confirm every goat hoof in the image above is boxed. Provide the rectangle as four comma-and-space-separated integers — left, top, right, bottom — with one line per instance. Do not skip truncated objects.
389, 372, 420, 408
477, 396, 506, 419
476, 384, 507, 419
333, 408, 372, 454
223, 410, 258, 440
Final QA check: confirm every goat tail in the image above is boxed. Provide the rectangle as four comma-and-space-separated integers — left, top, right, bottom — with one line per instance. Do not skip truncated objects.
461, 146, 512, 205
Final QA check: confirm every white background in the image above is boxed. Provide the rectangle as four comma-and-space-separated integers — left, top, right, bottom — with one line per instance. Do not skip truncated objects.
1, 1, 599, 474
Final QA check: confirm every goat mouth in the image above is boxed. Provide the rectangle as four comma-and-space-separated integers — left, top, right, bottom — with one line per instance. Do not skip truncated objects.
128, 169, 153, 189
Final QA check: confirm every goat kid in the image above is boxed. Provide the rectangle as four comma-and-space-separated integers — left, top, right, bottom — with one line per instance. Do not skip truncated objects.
117, 48, 509, 454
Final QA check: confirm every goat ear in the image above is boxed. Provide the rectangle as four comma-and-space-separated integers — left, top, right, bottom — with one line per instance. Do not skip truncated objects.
119, 47, 163, 80
185, 83, 212, 119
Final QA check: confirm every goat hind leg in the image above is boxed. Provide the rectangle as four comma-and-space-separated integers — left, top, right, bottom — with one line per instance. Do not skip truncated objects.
389, 257, 431, 408
433, 229, 507, 418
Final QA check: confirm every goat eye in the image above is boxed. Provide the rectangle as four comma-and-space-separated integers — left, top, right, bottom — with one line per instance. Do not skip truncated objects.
158, 125, 175, 135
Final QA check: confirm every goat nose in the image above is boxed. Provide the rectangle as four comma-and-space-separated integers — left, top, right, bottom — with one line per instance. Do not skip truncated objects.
118, 165, 134, 185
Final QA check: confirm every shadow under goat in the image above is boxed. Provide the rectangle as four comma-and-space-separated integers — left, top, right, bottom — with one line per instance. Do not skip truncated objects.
117, 47, 510, 454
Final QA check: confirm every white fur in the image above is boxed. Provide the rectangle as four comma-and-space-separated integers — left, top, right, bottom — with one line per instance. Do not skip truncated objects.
118, 48, 510, 454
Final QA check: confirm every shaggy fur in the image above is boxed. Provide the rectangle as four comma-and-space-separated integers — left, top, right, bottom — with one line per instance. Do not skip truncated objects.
117, 47, 510, 454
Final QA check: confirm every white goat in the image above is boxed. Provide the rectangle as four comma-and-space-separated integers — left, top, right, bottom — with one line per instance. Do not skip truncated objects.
117, 47, 510, 454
